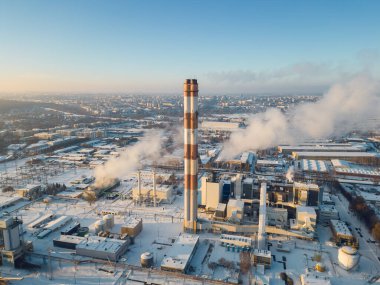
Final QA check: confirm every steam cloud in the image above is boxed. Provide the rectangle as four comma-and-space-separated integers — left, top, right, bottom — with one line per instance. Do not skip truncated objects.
93, 129, 171, 188
286, 166, 294, 183
221, 75, 380, 158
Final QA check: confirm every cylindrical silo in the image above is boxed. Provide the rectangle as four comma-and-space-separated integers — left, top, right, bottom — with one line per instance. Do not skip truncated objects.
338, 246, 360, 270
141, 252, 154, 268
103, 214, 114, 230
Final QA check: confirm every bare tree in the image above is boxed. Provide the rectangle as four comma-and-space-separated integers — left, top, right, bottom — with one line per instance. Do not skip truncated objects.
239, 252, 251, 274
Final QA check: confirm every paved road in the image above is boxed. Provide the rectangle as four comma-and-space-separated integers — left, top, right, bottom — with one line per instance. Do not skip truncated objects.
333, 191, 380, 272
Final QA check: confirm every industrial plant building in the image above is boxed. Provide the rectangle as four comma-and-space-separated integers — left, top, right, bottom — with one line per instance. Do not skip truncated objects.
252, 249, 272, 269
160, 234, 199, 273
292, 151, 380, 166
318, 205, 339, 223
0, 216, 24, 266
295, 206, 317, 231
199, 175, 223, 210
53, 235, 129, 261
121, 217, 142, 238
278, 144, 367, 155
330, 219, 355, 245
293, 182, 322, 207
132, 184, 174, 204
200, 121, 242, 131
266, 207, 288, 227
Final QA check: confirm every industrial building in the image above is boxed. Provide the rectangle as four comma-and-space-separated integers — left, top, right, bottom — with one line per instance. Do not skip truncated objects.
161, 234, 199, 273
252, 249, 272, 269
0, 216, 24, 266
15, 184, 42, 199
331, 159, 380, 179
53, 235, 129, 261
318, 205, 339, 223
298, 159, 328, 173
214, 203, 227, 220
241, 178, 254, 200
200, 121, 242, 131
37, 215, 72, 239
292, 151, 380, 166
121, 217, 142, 238
226, 199, 244, 223
132, 171, 173, 206
214, 153, 255, 172
266, 207, 288, 227
0, 196, 23, 211
293, 182, 321, 207
28, 214, 55, 229
84, 179, 120, 198
132, 184, 174, 204
255, 159, 284, 172
220, 234, 253, 248
61, 221, 81, 235
199, 175, 222, 210
295, 206, 316, 231
330, 220, 355, 245
300, 274, 331, 285
294, 159, 332, 183
278, 144, 367, 155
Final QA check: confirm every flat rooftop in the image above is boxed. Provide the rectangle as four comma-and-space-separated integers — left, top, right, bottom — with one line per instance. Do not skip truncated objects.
55, 235, 128, 254
330, 219, 352, 237
294, 151, 378, 158
253, 249, 271, 258
0, 195, 23, 208
319, 205, 338, 213
161, 234, 199, 272
280, 145, 366, 152
297, 206, 317, 216
123, 217, 141, 228
256, 159, 282, 166
76, 236, 127, 254
301, 159, 328, 173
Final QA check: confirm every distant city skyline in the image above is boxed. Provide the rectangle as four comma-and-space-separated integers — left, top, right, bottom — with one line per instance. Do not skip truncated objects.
1, 0, 379, 94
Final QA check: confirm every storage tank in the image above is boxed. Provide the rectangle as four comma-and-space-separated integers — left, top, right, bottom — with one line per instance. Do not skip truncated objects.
103, 214, 114, 230
77, 227, 89, 237
94, 220, 105, 234
338, 246, 360, 270
141, 252, 154, 268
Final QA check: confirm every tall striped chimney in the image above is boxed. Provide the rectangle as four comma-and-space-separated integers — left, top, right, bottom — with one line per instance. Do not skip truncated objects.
257, 182, 267, 249
184, 79, 198, 232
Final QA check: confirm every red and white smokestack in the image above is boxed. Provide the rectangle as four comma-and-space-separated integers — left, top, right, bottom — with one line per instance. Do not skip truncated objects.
138, 170, 141, 205
184, 79, 198, 232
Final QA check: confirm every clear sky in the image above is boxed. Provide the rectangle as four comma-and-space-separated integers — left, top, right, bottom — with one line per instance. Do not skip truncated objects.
0, 0, 379, 94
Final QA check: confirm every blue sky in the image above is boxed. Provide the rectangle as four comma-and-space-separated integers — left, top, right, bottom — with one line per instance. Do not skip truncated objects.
0, 0, 379, 94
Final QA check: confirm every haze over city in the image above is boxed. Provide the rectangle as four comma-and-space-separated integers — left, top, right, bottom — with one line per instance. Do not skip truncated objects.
0, 1, 380, 285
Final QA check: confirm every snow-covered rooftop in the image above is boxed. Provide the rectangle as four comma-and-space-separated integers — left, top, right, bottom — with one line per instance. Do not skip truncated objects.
161, 234, 199, 272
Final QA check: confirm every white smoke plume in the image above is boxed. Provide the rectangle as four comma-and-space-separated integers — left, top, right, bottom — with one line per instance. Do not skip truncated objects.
286, 166, 294, 183
93, 130, 165, 188
221, 75, 380, 158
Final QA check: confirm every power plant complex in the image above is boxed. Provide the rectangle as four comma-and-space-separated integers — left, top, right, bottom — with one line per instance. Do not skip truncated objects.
0, 78, 379, 284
